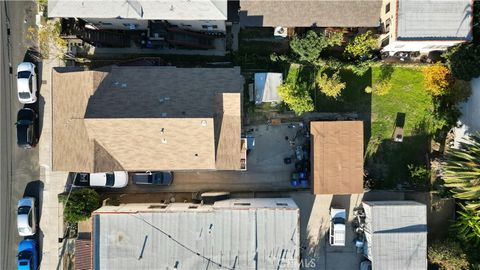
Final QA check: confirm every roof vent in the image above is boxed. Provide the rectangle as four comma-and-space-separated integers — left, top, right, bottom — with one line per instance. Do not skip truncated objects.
162, 138, 167, 144
170, 5, 174, 11
160, 128, 165, 134
201, 120, 207, 127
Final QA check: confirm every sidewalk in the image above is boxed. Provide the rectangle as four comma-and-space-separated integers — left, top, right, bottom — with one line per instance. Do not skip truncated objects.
38, 55, 68, 270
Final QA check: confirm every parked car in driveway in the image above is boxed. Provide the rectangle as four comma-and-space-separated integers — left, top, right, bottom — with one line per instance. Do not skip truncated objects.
329, 207, 346, 246
132, 171, 173, 186
17, 239, 38, 270
73, 171, 128, 188
16, 108, 38, 149
17, 197, 36, 236
16, 62, 37, 104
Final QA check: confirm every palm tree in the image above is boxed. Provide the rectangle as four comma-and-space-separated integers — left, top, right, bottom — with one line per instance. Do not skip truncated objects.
450, 204, 480, 245
443, 132, 480, 208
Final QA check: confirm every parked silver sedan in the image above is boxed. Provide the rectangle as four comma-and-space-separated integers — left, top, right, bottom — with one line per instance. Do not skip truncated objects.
17, 197, 36, 236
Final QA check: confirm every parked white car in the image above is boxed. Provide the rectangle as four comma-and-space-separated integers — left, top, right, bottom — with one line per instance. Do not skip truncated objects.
16, 62, 37, 104
17, 197, 37, 236
73, 171, 128, 188
329, 207, 346, 246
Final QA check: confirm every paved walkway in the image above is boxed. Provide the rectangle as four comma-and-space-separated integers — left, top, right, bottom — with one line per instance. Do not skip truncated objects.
39, 55, 68, 270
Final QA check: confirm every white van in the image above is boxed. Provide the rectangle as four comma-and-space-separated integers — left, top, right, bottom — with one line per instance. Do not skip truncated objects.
329, 208, 346, 246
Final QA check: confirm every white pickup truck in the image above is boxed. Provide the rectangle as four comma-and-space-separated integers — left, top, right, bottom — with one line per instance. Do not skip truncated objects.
329, 208, 346, 246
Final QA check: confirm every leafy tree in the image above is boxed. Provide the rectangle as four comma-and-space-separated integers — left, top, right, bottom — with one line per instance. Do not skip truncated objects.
428, 239, 470, 270
290, 30, 343, 64
315, 71, 346, 99
423, 63, 452, 96
59, 188, 101, 223
450, 204, 480, 245
443, 132, 480, 203
278, 83, 314, 115
344, 31, 378, 59
446, 79, 471, 104
444, 43, 480, 81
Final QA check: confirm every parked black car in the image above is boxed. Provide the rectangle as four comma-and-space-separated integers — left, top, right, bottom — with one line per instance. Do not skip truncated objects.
16, 108, 38, 149
132, 171, 173, 186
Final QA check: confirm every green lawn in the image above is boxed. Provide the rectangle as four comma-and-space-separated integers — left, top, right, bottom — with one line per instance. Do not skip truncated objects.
286, 64, 434, 188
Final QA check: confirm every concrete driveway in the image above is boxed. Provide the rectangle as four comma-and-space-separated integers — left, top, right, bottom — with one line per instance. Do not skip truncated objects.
454, 77, 480, 146
110, 123, 309, 194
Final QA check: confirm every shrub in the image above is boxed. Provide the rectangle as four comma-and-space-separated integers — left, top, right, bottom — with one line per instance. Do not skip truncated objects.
446, 79, 471, 104
315, 71, 346, 99
428, 239, 470, 270
450, 204, 480, 245
423, 63, 452, 96
344, 31, 378, 59
372, 79, 392, 96
278, 83, 314, 115
407, 164, 430, 187
59, 188, 101, 223
444, 43, 480, 81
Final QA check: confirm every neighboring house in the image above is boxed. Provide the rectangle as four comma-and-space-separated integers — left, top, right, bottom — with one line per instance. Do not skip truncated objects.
362, 201, 428, 270
52, 66, 244, 172
239, 0, 382, 29
48, 0, 227, 33
454, 77, 480, 147
380, 0, 473, 54
90, 198, 300, 270
310, 121, 364, 195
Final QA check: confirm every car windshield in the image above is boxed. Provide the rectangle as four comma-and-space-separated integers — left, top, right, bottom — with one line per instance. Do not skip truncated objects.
106, 173, 115, 186
18, 71, 31, 79
17, 120, 31, 125
19, 92, 30, 99
18, 206, 30, 215
332, 217, 345, 224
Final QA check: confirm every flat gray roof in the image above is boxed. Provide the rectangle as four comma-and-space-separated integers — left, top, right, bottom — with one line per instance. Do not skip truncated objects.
363, 201, 427, 270
397, 0, 472, 40
93, 199, 300, 270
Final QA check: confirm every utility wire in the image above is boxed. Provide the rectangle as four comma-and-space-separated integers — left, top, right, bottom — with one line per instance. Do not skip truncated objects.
131, 213, 234, 270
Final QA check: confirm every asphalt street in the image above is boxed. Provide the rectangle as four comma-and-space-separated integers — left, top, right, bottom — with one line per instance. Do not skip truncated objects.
1, 1, 40, 269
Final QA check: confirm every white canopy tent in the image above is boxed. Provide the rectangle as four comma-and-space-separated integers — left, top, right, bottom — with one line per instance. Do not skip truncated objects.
254, 72, 283, 104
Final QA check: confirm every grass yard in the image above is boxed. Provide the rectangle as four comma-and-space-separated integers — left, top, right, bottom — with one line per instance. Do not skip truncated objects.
286, 64, 434, 188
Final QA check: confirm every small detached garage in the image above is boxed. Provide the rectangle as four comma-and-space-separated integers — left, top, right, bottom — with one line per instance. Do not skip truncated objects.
309, 121, 364, 195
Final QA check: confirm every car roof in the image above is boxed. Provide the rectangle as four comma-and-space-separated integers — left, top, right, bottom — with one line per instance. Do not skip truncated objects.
17, 62, 34, 72
88, 173, 107, 186
18, 239, 36, 251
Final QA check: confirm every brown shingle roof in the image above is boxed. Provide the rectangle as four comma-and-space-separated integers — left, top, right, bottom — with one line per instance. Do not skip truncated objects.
74, 238, 92, 270
310, 121, 364, 194
239, 0, 382, 27
52, 66, 243, 172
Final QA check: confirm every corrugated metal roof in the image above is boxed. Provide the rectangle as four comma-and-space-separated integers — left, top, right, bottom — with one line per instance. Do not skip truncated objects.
362, 201, 427, 270
93, 199, 300, 270
48, 0, 228, 20
310, 121, 364, 194
397, 0, 472, 40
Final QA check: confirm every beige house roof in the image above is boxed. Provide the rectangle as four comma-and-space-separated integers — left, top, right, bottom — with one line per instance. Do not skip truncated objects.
52, 66, 243, 172
310, 121, 364, 194
239, 0, 382, 27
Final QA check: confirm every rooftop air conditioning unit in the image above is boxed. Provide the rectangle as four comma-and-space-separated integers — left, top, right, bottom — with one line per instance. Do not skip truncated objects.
274, 26, 288, 38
